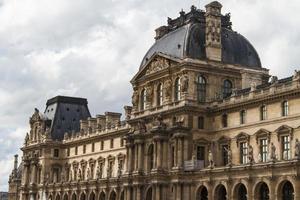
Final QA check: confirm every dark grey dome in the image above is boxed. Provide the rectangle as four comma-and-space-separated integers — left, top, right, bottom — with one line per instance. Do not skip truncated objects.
140, 23, 261, 69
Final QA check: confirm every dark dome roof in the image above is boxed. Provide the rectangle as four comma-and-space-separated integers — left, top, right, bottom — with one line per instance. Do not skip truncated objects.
140, 23, 261, 69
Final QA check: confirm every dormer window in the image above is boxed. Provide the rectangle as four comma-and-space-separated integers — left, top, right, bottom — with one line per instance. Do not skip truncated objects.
222, 79, 232, 98
197, 75, 206, 103
174, 77, 181, 101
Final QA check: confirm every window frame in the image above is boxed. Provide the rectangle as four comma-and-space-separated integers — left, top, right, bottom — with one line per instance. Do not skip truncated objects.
156, 83, 163, 106
174, 77, 181, 101
197, 75, 207, 103
222, 79, 233, 98
140, 89, 146, 111
282, 100, 289, 117
240, 110, 246, 125
260, 105, 267, 121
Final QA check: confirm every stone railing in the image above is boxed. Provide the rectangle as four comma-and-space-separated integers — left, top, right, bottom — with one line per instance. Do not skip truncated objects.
184, 160, 204, 171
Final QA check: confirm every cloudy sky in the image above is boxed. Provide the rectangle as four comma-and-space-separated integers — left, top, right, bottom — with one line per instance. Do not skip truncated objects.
1, 0, 300, 191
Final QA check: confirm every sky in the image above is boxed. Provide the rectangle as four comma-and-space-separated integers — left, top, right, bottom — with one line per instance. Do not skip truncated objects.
1, 0, 300, 191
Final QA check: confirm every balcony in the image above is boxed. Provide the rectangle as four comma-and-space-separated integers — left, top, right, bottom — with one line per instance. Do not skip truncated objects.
184, 160, 204, 171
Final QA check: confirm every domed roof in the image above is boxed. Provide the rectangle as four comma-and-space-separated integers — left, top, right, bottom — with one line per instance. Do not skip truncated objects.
140, 7, 261, 69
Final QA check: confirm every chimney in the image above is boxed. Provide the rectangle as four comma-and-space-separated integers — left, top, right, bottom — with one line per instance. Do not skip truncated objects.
205, 1, 222, 61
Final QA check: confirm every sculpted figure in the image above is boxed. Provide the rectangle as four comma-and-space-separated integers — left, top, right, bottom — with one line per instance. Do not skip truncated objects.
295, 139, 300, 159
77, 169, 82, 181
24, 133, 29, 146
224, 146, 232, 166
164, 79, 172, 99
248, 145, 254, 164
86, 167, 91, 180
96, 165, 102, 179
208, 150, 214, 168
181, 75, 189, 93
146, 85, 153, 103
131, 90, 139, 109
270, 142, 276, 161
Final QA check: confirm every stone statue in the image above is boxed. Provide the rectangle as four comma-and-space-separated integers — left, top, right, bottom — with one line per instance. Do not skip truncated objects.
270, 142, 276, 161
24, 133, 29, 146
293, 70, 300, 80
117, 162, 122, 178
69, 169, 72, 181
96, 165, 102, 179
248, 145, 254, 164
146, 85, 153, 103
131, 90, 139, 109
86, 167, 91, 180
181, 75, 189, 93
224, 147, 232, 166
137, 120, 147, 133
295, 139, 300, 159
258, 153, 262, 163
250, 82, 256, 92
77, 169, 82, 181
208, 150, 214, 168
164, 79, 172, 99
270, 76, 278, 84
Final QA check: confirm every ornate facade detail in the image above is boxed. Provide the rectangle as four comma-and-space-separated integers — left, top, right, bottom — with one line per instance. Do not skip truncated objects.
145, 57, 170, 75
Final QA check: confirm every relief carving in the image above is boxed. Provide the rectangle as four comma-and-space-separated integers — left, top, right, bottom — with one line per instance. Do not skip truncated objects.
146, 57, 170, 75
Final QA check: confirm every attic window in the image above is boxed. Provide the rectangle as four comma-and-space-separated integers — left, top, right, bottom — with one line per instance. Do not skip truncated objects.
51, 108, 54, 111
73, 118, 76, 122
66, 108, 70, 111
177, 44, 181, 49
47, 110, 50, 113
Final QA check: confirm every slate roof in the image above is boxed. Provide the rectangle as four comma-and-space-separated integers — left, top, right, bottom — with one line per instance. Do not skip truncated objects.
140, 7, 261, 69
44, 96, 91, 140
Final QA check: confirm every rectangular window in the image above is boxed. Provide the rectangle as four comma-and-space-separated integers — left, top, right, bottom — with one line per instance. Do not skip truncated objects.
198, 116, 204, 129
240, 142, 248, 164
110, 139, 114, 149
120, 138, 124, 147
260, 105, 267, 121
282, 135, 290, 160
91, 143, 95, 152
240, 110, 246, 124
101, 141, 104, 150
67, 148, 70, 157
222, 145, 229, 166
260, 139, 268, 162
282, 101, 289, 116
83, 145, 86, 154
196, 146, 205, 161
53, 149, 59, 157
172, 146, 176, 167
222, 114, 228, 128
75, 146, 78, 155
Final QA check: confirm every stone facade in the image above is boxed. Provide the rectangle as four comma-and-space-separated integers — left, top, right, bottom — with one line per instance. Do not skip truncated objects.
8, 1, 300, 200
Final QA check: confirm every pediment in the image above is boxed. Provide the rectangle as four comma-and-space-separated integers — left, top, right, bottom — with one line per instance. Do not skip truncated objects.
254, 128, 271, 143
235, 132, 250, 146
275, 125, 293, 134
131, 53, 180, 82
217, 135, 231, 143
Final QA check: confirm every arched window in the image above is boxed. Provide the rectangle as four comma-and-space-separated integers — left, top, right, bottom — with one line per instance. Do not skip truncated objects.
282, 100, 289, 116
240, 110, 246, 124
196, 186, 208, 200
282, 181, 294, 200
197, 75, 206, 102
259, 183, 269, 200
222, 114, 228, 128
260, 105, 267, 121
140, 89, 146, 111
223, 80, 232, 98
174, 77, 181, 101
157, 83, 163, 106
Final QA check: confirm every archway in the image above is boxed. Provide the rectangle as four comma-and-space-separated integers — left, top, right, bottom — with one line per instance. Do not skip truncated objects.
120, 191, 124, 200
233, 183, 247, 200
146, 187, 152, 200
196, 186, 208, 200
214, 184, 227, 200
80, 193, 86, 200
56, 194, 61, 200
63, 194, 68, 200
109, 191, 116, 200
71, 194, 77, 200
280, 181, 294, 200
99, 192, 105, 200
254, 182, 269, 200
89, 192, 95, 200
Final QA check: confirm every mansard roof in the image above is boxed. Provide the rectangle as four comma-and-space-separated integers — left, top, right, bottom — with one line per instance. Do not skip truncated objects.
44, 96, 91, 141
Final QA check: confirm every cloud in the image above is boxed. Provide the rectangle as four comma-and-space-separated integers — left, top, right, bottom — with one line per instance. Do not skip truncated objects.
0, 0, 300, 191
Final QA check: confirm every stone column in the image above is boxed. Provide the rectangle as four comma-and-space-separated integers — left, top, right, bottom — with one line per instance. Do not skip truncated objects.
22, 161, 30, 185
177, 138, 183, 168
126, 186, 131, 200
176, 184, 181, 200
127, 144, 133, 173
269, 180, 276, 200
162, 141, 168, 169
155, 184, 161, 200
134, 145, 138, 171
137, 141, 144, 172
30, 161, 37, 184
174, 139, 178, 168
153, 141, 157, 169
156, 140, 162, 169
293, 179, 300, 200
136, 186, 141, 200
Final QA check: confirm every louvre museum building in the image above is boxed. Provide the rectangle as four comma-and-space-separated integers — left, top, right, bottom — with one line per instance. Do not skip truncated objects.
8, 1, 300, 200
